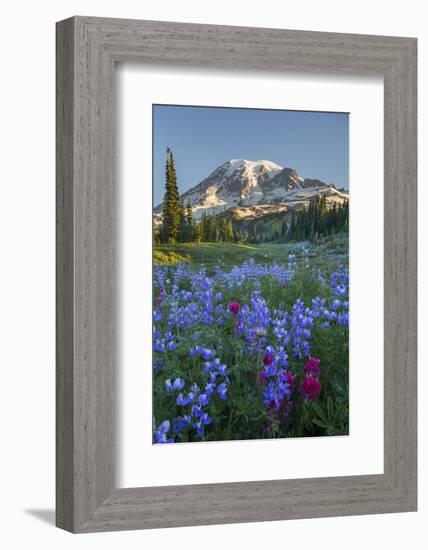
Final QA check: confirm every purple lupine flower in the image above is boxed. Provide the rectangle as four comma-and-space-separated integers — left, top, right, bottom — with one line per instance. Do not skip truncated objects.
217, 382, 228, 400
154, 420, 175, 444
198, 393, 209, 407
173, 378, 185, 391
165, 377, 185, 392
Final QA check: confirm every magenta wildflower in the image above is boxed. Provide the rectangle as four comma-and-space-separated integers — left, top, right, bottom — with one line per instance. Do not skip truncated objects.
263, 353, 274, 366
228, 301, 241, 315
304, 356, 321, 377
301, 375, 321, 401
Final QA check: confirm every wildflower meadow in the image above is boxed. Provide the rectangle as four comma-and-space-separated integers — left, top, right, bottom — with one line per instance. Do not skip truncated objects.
153, 239, 349, 444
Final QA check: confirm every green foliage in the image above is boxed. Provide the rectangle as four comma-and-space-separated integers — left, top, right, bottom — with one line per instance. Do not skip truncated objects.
153, 237, 349, 441
311, 397, 349, 436
287, 196, 349, 242
158, 149, 198, 244
159, 148, 181, 243
185, 198, 195, 241
227, 197, 349, 245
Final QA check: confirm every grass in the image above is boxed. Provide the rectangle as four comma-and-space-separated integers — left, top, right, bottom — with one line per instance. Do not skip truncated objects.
153, 249, 191, 265
154, 232, 348, 273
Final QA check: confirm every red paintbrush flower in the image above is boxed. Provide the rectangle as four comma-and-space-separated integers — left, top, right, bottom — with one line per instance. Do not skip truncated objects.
228, 301, 241, 315
304, 356, 321, 377
301, 375, 321, 401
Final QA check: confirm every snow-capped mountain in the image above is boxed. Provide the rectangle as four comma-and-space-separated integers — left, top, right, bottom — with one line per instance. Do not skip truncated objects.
154, 159, 348, 222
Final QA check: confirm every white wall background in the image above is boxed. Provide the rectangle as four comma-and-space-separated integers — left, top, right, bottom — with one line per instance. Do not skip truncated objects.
0, 1, 424, 548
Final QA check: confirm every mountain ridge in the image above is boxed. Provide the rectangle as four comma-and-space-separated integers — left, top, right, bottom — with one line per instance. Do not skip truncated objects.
154, 159, 348, 223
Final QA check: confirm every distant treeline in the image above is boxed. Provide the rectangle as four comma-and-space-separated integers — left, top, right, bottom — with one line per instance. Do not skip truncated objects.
285, 196, 348, 242
156, 147, 349, 244
222, 196, 349, 244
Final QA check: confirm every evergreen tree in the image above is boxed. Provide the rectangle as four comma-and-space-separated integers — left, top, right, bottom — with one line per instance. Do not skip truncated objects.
177, 196, 186, 242
185, 198, 194, 241
194, 221, 202, 242
286, 196, 349, 242
281, 219, 287, 239
200, 212, 209, 242
209, 209, 218, 242
218, 211, 227, 242
226, 219, 234, 242
160, 148, 181, 243
288, 210, 295, 240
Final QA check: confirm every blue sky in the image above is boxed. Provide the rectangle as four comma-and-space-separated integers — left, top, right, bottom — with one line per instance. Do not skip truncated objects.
153, 105, 349, 205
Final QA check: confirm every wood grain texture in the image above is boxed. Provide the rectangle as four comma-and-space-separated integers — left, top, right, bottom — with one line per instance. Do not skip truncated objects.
56, 16, 417, 533
56, 18, 75, 532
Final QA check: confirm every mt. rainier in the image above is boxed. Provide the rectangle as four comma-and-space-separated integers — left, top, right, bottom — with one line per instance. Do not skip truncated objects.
154, 159, 348, 223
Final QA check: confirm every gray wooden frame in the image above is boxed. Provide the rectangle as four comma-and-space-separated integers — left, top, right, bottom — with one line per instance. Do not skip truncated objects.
56, 16, 417, 533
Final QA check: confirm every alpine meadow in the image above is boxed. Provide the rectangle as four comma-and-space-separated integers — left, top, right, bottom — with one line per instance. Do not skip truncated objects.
152, 105, 349, 444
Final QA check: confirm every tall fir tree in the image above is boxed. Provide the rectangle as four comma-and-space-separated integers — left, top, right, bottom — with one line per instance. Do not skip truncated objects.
200, 212, 209, 242
218, 210, 226, 242
177, 196, 186, 242
160, 147, 181, 243
185, 198, 194, 242
209, 209, 218, 242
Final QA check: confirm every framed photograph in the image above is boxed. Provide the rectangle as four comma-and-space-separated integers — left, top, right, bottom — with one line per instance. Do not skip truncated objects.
56, 16, 417, 532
